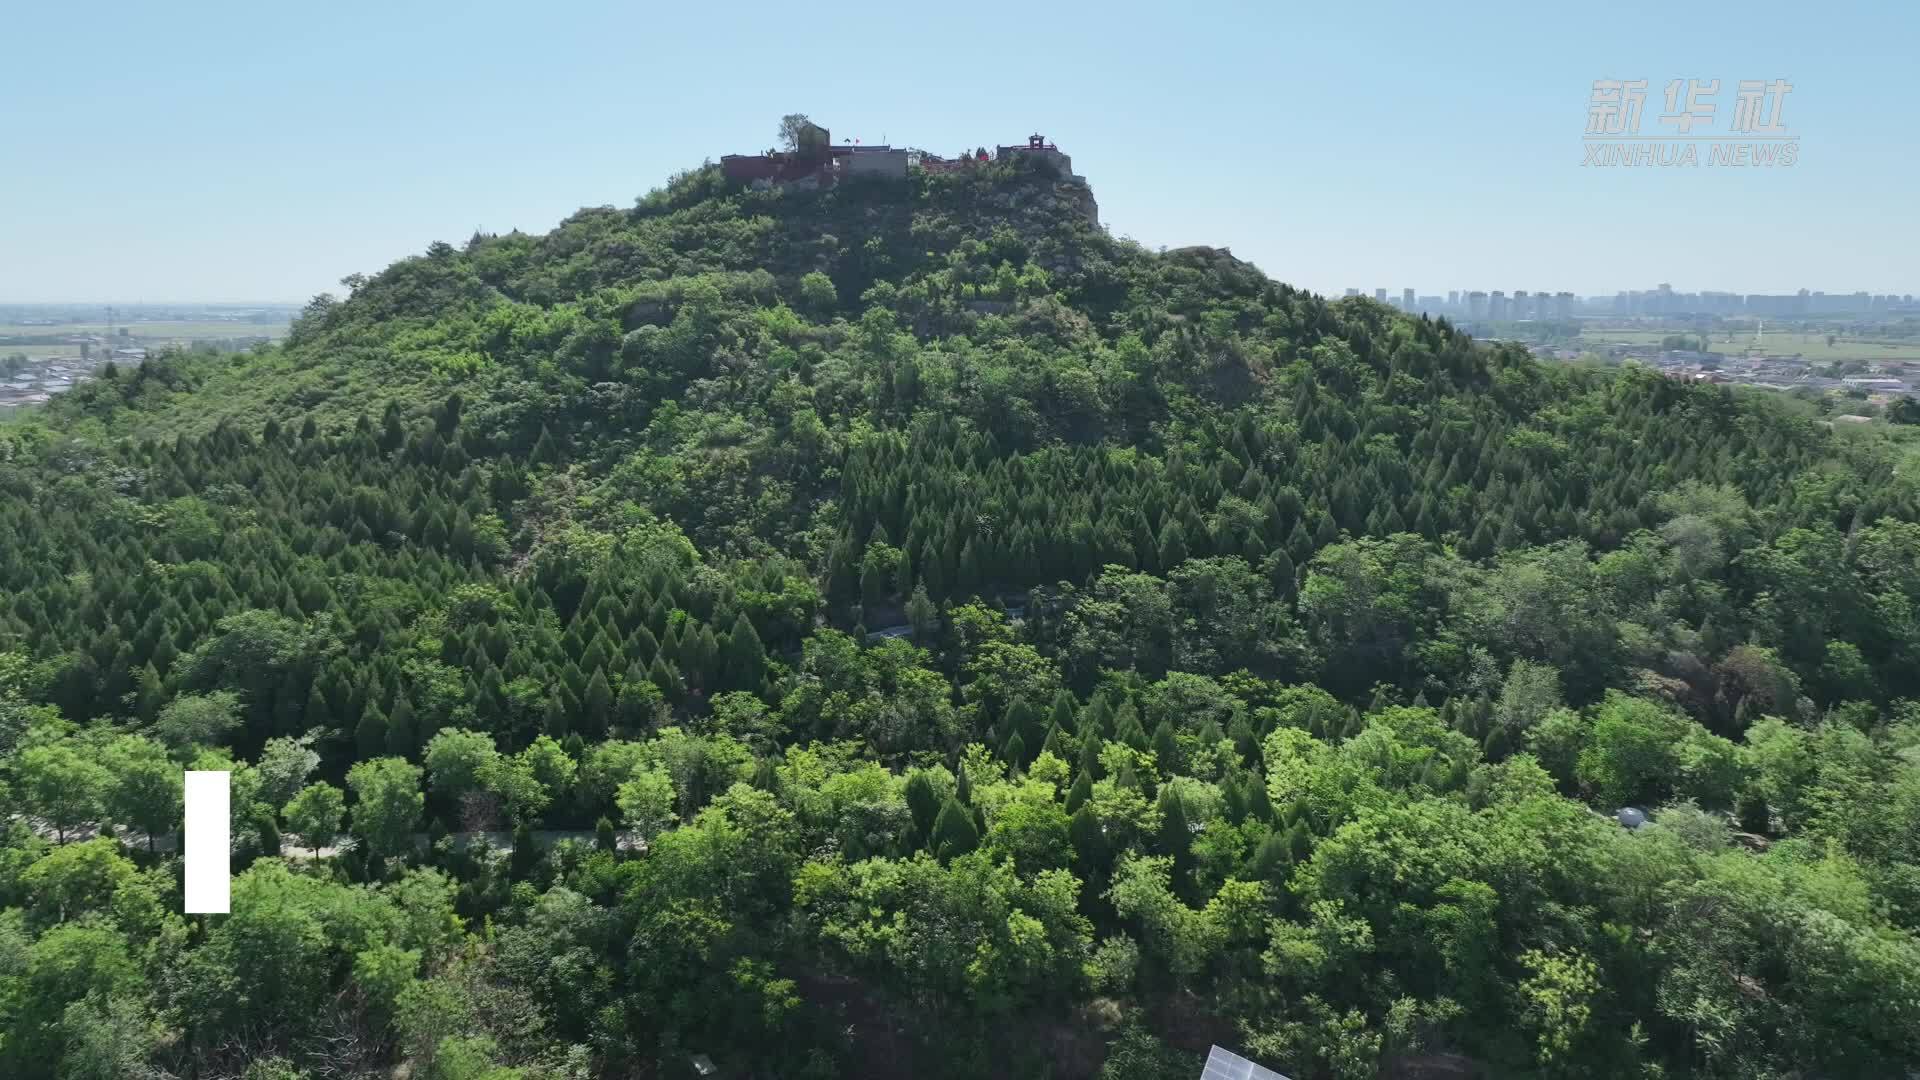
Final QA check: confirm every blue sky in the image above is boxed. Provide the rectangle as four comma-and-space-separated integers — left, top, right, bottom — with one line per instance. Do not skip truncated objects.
2, 0, 1912, 303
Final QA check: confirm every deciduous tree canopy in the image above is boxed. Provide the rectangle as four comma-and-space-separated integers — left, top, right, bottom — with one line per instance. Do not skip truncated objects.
0, 156, 1917, 1079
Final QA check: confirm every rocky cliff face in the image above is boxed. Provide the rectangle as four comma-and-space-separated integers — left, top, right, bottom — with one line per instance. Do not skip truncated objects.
971, 171, 1100, 228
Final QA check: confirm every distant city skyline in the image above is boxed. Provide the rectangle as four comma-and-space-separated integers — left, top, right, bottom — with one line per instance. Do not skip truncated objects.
1341, 283, 1917, 321
13, 281, 1918, 310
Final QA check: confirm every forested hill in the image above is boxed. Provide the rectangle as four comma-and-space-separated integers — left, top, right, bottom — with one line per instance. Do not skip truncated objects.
2, 156, 1918, 1080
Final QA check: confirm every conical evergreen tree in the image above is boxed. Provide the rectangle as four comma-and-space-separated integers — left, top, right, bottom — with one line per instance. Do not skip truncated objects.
1228, 716, 1259, 764
1283, 821, 1312, 863
583, 669, 614, 737
930, 797, 979, 861
1114, 705, 1150, 752
303, 682, 333, 732
1221, 777, 1250, 824
1267, 548, 1297, 600
1076, 737, 1103, 781
1065, 771, 1093, 814
530, 426, 559, 465
649, 655, 681, 707
1156, 520, 1188, 569
1040, 722, 1069, 761
355, 700, 389, 758
1150, 720, 1180, 773
1070, 804, 1107, 876
905, 771, 941, 843
133, 663, 164, 723
1002, 699, 1039, 751
1482, 724, 1512, 761
1313, 514, 1340, 549
385, 694, 416, 758
1247, 829, 1292, 882
1157, 788, 1193, 869
1247, 780, 1275, 824
722, 614, 766, 692
1081, 692, 1114, 737
1464, 518, 1497, 560
1049, 690, 1078, 735
616, 663, 652, 730
1002, 730, 1027, 768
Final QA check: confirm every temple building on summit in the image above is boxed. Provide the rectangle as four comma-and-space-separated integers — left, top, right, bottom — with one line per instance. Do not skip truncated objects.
721, 122, 1081, 191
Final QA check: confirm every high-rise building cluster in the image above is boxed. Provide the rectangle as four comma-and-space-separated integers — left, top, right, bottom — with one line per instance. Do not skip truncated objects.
1610, 285, 1918, 317
1345, 286, 1576, 321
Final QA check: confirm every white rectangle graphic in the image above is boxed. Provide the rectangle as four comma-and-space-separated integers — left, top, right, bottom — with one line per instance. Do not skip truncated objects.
184, 771, 231, 913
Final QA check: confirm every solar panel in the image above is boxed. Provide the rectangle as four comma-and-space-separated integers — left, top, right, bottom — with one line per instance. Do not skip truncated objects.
1201, 1045, 1290, 1080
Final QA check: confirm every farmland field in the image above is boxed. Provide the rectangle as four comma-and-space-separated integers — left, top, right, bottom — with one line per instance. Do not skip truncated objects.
1582, 328, 1920, 362
0, 317, 289, 345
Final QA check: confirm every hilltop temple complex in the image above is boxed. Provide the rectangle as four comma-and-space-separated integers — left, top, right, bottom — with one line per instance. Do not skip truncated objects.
720, 121, 1085, 192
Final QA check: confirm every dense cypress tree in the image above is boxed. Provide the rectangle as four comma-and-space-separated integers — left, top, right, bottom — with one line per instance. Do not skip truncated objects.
530, 426, 559, 464
1081, 694, 1114, 741
930, 797, 979, 861
1283, 821, 1312, 863
1247, 781, 1275, 824
1065, 771, 1093, 814
1482, 724, 1512, 761
1070, 804, 1107, 876
133, 663, 164, 723
1246, 829, 1292, 882
385, 694, 416, 758
648, 655, 679, 705
582, 670, 614, 737
303, 682, 333, 732
1002, 699, 1039, 752
1464, 518, 1497, 559
1001, 731, 1027, 769
1040, 723, 1068, 762
905, 772, 941, 844
355, 700, 389, 759
1150, 720, 1180, 773
1076, 737, 1103, 782
1156, 520, 1188, 570
1048, 690, 1078, 735
722, 614, 766, 692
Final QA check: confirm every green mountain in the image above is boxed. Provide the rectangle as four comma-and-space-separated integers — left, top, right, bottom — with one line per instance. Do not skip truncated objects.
2, 156, 1918, 1079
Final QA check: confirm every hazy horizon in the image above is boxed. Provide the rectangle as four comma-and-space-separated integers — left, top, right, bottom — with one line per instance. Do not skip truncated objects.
15, 272, 1920, 311
4, 0, 1915, 304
